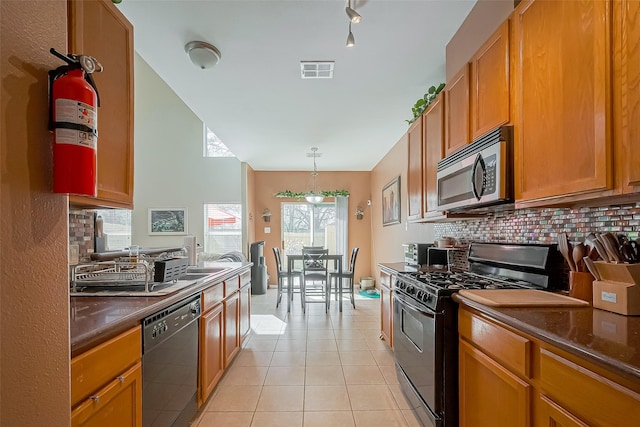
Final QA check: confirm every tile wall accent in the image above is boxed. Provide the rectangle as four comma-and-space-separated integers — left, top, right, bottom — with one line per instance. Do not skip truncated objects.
69, 209, 94, 262
433, 202, 640, 244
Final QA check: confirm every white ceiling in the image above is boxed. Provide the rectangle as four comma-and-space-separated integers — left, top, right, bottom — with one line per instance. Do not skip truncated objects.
118, 0, 476, 171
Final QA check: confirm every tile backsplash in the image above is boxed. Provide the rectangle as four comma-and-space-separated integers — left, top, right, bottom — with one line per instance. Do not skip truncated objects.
433, 202, 640, 289
69, 209, 94, 262
433, 202, 640, 244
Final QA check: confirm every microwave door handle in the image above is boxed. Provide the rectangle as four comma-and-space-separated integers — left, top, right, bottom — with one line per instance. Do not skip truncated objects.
471, 153, 486, 201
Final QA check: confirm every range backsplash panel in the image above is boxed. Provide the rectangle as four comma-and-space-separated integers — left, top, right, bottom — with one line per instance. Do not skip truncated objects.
433, 202, 640, 244
433, 202, 640, 288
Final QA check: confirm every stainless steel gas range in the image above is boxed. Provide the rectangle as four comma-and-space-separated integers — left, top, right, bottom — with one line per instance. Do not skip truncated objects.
393, 242, 562, 427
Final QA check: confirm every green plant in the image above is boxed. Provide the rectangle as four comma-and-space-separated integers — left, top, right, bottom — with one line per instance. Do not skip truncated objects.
406, 83, 446, 124
274, 189, 350, 199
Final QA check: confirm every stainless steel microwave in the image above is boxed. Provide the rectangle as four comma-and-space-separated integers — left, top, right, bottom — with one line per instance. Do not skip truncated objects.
436, 125, 513, 211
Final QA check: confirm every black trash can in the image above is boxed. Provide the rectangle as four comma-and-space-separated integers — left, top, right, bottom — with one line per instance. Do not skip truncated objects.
250, 241, 267, 295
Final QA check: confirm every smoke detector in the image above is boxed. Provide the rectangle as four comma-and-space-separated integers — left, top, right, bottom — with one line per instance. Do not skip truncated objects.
300, 61, 335, 79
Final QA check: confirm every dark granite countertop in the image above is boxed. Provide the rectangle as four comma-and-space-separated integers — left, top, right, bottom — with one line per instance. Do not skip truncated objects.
70, 262, 251, 357
454, 293, 640, 385
378, 262, 419, 274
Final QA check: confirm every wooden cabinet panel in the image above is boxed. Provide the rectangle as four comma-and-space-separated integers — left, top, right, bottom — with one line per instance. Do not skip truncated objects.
71, 326, 141, 407
445, 64, 470, 156
537, 394, 588, 427
459, 309, 531, 378
379, 271, 393, 347
239, 283, 251, 344
407, 118, 424, 221
68, 0, 134, 208
223, 275, 240, 297
614, 0, 640, 193
423, 94, 444, 213
202, 283, 224, 312
71, 362, 142, 427
459, 339, 531, 427
471, 20, 510, 139
513, 0, 612, 203
199, 303, 224, 405
224, 292, 240, 367
539, 348, 640, 426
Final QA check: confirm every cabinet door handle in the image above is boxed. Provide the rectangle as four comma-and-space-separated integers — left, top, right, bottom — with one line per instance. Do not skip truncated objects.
117, 375, 125, 384
91, 395, 100, 404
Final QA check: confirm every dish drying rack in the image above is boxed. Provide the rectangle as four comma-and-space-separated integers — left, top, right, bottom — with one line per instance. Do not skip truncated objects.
71, 249, 189, 293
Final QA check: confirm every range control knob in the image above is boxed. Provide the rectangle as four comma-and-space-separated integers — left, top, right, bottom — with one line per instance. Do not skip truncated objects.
416, 290, 424, 300
421, 293, 432, 303
163, 323, 168, 333
406, 285, 416, 295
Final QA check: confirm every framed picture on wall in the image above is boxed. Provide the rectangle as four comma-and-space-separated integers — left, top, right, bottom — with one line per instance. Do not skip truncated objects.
148, 208, 188, 235
382, 176, 401, 226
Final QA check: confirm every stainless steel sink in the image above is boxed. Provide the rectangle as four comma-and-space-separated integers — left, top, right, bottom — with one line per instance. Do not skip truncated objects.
180, 273, 212, 280
186, 266, 230, 274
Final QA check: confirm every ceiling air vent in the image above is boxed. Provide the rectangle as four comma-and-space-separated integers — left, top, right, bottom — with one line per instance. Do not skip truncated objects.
300, 61, 335, 79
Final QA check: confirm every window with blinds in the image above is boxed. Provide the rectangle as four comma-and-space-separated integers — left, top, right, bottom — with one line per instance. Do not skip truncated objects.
94, 209, 132, 250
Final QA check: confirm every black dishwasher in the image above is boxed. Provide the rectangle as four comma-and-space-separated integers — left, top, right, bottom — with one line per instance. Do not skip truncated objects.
142, 295, 201, 427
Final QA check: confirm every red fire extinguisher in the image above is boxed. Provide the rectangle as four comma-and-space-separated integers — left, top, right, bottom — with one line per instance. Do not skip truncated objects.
49, 48, 102, 196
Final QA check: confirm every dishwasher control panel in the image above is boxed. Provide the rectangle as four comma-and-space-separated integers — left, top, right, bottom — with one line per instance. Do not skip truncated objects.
143, 295, 201, 352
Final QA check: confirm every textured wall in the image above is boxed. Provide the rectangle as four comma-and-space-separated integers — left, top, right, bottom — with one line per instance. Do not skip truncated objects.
370, 132, 436, 273
132, 54, 242, 250
1, 0, 71, 424
254, 170, 373, 283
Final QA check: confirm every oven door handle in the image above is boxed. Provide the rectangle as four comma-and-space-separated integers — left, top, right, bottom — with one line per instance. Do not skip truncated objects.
395, 294, 436, 319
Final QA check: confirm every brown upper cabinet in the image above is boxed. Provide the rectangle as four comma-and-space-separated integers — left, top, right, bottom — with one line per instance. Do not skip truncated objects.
614, 0, 640, 195
470, 20, 511, 140
407, 117, 424, 221
512, 0, 612, 205
444, 63, 470, 156
423, 94, 445, 214
68, 0, 135, 209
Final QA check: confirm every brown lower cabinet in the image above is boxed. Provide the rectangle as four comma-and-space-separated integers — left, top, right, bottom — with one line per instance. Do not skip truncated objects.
458, 306, 640, 427
199, 303, 224, 406
239, 282, 251, 345
224, 291, 240, 367
71, 326, 142, 427
197, 270, 251, 406
379, 269, 394, 347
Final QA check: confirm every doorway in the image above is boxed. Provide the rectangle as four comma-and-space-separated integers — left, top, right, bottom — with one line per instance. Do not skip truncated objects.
281, 202, 336, 255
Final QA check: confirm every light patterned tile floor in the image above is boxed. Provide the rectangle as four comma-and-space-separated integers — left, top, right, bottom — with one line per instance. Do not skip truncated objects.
192, 287, 422, 427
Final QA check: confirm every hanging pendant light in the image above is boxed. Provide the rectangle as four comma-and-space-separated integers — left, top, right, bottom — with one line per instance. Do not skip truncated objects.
305, 147, 324, 204
346, 23, 355, 48
345, 0, 362, 24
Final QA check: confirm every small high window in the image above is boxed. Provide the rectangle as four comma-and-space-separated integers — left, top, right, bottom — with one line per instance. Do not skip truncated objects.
204, 126, 234, 157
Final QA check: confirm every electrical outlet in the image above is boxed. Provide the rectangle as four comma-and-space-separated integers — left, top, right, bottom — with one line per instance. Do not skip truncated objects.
264, 227, 271, 234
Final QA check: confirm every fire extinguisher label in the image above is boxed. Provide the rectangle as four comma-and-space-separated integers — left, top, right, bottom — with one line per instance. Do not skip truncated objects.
54, 98, 97, 149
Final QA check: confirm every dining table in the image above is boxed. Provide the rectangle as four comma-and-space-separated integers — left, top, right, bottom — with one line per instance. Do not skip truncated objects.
286, 253, 344, 312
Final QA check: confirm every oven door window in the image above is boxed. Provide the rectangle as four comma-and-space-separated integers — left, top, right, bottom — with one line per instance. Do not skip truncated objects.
394, 295, 438, 414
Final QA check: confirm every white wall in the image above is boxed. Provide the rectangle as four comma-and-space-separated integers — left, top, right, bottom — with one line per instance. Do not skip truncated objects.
132, 54, 242, 249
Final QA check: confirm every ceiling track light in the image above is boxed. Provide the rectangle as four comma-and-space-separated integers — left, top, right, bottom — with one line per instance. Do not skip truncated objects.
345, 0, 362, 24
346, 22, 355, 47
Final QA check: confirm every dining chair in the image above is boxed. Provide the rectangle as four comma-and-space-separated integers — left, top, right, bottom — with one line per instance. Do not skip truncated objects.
301, 248, 330, 313
329, 247, 359, 310
272, 247, 302, 309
